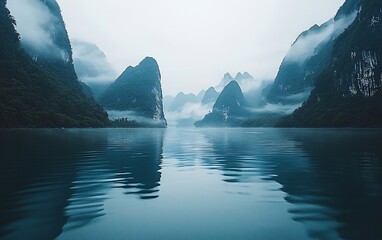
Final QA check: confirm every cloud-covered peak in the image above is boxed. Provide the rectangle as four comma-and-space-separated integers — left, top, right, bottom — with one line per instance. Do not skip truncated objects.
7, 0, 70, 61
71, 39, 117, 84
285, 9, 358, 63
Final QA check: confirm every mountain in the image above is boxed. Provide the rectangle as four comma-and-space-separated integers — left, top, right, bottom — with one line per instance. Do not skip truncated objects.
165, 90, 212, 128
266, 0, 361, 104
216, 73, 235, 91
71, 39, 117, 99
99, 57, 167, 127
234, 72, 256, 90
168, 92, 200, 112
216, 72, 255, 91
201, 87, 219, 105
279, 0, 382, 127
196, 90, 206, 102
195, 81, 249, 127
163, 95, 175, 113
7, 0, 80, 87
0, 0, 109, 127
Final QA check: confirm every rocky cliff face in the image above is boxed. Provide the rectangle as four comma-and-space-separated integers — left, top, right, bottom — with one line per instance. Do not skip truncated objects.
280, 0, 382, 127
266, 0, 361, 104
345, 50, 381, 97
99, 57, 167, 127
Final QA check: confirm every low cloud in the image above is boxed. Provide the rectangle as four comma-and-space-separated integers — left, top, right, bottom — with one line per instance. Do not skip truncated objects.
241, 79, 265, 94
249, 103, 301, 115
71, 39, 117, 84
7, 0, 66, 59
285, 11, 358, 63
107, 110, 165, 126
166, 103, 212, 127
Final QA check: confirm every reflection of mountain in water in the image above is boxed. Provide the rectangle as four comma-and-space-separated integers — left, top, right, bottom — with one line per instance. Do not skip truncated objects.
200, 129, 286, 183
105, 129, 164, 199
0, 130, 108, 240
201, 129, 382, 240
277, 130, 382, 240
0, 129, 164, 239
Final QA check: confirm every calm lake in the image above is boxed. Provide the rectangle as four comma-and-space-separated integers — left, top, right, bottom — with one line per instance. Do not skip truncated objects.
0, 128, 381, 240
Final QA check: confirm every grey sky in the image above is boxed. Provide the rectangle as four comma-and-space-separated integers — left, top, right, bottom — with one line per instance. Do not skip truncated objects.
56, 0, 345, 95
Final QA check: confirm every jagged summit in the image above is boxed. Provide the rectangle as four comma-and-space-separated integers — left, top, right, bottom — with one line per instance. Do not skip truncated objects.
217, 72, 255, 91
223, 73, 234, 80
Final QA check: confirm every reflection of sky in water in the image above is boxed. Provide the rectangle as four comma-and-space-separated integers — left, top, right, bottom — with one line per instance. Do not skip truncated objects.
0, 128, 381, 240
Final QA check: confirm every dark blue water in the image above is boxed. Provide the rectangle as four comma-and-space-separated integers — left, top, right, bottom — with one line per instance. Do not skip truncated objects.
0, 128, 381, 240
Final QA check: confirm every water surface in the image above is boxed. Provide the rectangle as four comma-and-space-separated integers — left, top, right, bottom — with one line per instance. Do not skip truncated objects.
0, 128, 381, 240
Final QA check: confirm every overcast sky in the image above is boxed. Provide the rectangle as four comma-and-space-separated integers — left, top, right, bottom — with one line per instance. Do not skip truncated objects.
56, 0, 345, 96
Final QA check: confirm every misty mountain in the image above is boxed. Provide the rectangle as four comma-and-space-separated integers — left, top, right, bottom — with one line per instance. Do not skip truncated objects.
195, 81, 250, 127
7, 0, 81, 87
201, 87, 219, 105
165, 89, 220, 127
99, 57, 167, 127
168, 92, 200, 112
216, 72, 256, 92
279, 0, 382, 127
216, 73, 235, 91
266, 0, 361, 105
163, 95, 175, 113
166, 72, 257, 127
71, 39, 117, 99
0, 0, 109, 127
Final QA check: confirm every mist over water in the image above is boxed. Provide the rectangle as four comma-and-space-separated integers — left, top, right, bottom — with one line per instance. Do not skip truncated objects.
1, 128, 381, 240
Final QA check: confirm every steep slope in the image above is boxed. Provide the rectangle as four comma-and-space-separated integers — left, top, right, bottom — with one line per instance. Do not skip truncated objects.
280, 0, 382, 127
266, 0, 361, 104
0, 0, 109, 127
195, 81, 249, 127
8, 0, 79, 87
99, 57, 167, 127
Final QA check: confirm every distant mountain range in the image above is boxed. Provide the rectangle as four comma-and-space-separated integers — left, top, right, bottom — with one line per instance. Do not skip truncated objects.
1, 0, 381, 128
165, 72, 257, 127
216, 72, 255, 92
195, 0, 382, 128
167, 92, 204, 112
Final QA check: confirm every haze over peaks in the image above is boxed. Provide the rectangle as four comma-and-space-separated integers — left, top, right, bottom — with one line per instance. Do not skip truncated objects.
55, 0, 346, 95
